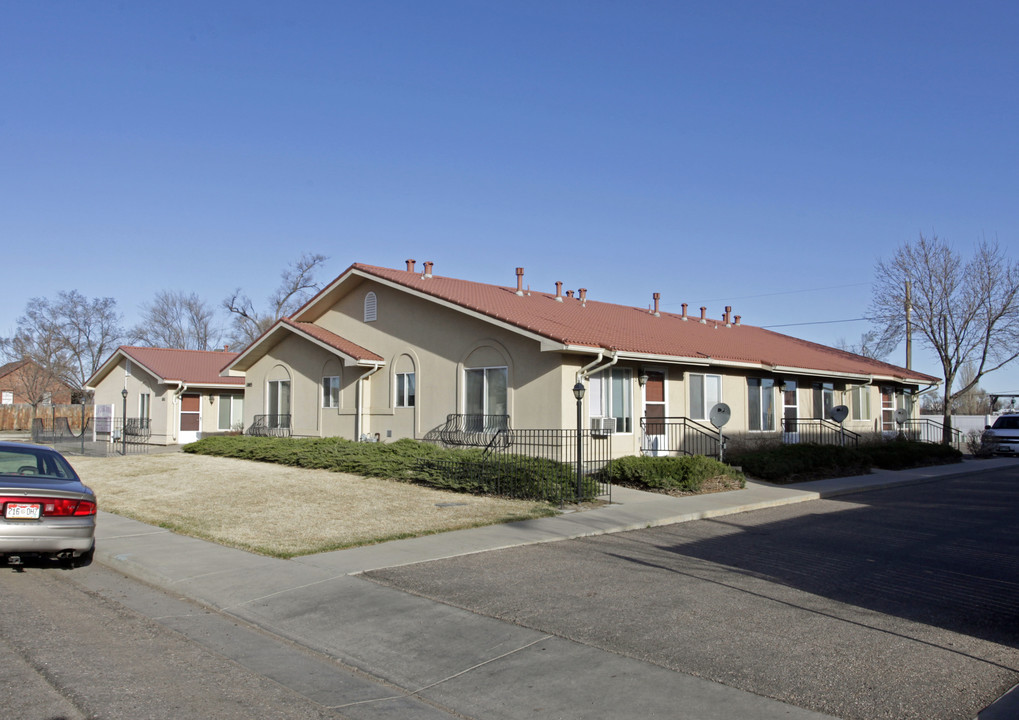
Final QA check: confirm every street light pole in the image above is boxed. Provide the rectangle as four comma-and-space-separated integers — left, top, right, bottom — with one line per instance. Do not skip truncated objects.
121, 387, 128, 456
573, 382, 585, 502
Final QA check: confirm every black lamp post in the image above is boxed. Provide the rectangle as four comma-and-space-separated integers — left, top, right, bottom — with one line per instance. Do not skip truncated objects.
121, 387, 128, 456
573, 381, 585, 502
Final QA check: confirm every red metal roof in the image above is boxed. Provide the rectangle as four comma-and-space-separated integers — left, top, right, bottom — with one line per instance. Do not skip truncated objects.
342, 263, 937, 383
118, 347, 244, 386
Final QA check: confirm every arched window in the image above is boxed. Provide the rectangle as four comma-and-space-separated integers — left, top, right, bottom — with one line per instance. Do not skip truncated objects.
364, 292, 378, 322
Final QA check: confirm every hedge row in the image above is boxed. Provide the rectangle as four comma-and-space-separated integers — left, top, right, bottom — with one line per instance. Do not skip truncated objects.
183, 436, 595, 503
727, 440, 962, 484
595, 454, 744, 492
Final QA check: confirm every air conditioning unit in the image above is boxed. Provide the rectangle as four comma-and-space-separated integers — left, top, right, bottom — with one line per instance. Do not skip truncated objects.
590, 416, 616, 435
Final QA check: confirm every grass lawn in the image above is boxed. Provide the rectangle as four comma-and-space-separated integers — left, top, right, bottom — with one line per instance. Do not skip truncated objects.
70, 452, 556, 558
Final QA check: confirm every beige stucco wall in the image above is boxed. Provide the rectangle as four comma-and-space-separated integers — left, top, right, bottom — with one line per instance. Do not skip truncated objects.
91, 358, 243, 445
241, 278, 925, 455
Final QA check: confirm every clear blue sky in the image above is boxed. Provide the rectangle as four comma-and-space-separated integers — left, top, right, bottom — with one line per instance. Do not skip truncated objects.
3, 1, 1018, 395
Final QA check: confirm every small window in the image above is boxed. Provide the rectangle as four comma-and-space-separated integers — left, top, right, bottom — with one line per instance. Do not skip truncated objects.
218, 394, 243, 430
396, 372, 415, 408
748, 378, 776, 431
139, 393, 151, 419
364, 292, 378, 322
851, 386, 871, 420
322, 376, 340, 408
689, 374, 722, 420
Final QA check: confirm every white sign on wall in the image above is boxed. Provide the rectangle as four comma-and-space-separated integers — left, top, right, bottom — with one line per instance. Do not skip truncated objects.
94, 404, 114, 434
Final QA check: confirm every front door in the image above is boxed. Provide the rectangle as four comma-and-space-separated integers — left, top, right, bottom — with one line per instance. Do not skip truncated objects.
782, 381, 799, 443
643, 371, 666, 455
179, 393, 201, 444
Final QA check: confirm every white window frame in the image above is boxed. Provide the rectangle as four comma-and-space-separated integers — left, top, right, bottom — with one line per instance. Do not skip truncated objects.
218, 394, 243, 430
464, 367, 508, 417
588, 368, 633, 433
748, 378, 776, 432
322, 376, 340, 409
689, 373, 722, 421
396, 372, 415, 408
138, 393, 151, 419
851, 385, 871, 421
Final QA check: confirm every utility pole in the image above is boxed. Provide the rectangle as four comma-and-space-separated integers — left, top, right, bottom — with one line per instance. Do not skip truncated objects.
904, 280, 912, 370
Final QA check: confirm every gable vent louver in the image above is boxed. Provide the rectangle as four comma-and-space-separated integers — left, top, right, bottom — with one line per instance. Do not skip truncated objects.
364, 292, 378, 322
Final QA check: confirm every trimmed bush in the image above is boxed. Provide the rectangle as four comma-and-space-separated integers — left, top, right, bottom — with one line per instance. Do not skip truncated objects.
857, 440, 962, 470
183, 436, 591, 502
597, 454, 744, 493
726, 443, 870, 484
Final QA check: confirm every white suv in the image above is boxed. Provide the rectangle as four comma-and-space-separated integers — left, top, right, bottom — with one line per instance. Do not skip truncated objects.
982, 414, 1019, 455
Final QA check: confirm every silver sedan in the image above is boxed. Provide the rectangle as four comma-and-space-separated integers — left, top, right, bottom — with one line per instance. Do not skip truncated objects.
0, 441, 96, 568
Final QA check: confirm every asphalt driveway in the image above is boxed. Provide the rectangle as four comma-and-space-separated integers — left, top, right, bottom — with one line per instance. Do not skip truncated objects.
366, 464, 1019, 720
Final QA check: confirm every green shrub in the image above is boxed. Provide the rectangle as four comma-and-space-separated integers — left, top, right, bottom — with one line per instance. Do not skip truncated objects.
597, 454, 744, 492
856, 440, 962, 470
726, 443, 870, 484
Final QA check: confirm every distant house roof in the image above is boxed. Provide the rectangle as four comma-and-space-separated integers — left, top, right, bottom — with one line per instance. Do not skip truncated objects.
0, 360, 31, 380
286, 262, 938, 385
87, 347, 245, 389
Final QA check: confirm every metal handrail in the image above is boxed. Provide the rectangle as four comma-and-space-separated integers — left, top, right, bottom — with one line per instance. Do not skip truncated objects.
640, 417, 724, 459
782, 418, 860, 447
437, 414, 511, 448
247, 414, 292, 437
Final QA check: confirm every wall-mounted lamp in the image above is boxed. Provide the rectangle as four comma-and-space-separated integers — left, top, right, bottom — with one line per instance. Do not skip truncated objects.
209, 395, 215, 405
637, 369, 649, 387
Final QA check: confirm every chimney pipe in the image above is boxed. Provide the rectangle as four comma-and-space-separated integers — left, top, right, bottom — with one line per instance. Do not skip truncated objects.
515, 267, 525, 296
724, 305, 732, 325
555, 281, 563, 302
652, 292, 660, 316
423, 261, 433, 278
406, 259, 416, 272
699, 306, 707, 323
566, 290, 574, 298
579, 288, 587, 302
681, 303, 688, 321
734, 315, 742, 326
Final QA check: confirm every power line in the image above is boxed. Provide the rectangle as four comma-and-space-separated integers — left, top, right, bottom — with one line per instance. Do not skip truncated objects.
701, 282, 871, 303
761, 317, 868, 328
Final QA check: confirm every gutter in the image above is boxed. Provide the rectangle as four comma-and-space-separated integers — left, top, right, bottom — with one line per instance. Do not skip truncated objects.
355, 362, 382, 440
170, 381, 186, 443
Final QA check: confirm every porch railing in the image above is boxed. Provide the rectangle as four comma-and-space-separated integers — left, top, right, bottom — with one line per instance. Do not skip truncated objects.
896, 418, 963, 448
782, 418, 860, 447
247, 414, 292, 437
639, 417, 725, 459
436, 413, 511, 448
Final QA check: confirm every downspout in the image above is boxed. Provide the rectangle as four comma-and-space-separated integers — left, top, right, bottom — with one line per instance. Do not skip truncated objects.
577, 349, 618, 384
356, 363, 382, 440
171, 381, 187, 443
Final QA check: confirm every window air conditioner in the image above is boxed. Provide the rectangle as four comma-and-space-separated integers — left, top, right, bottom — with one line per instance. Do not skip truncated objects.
590, 416, 616, 435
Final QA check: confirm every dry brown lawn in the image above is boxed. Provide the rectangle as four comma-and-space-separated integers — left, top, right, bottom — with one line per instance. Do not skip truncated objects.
70, 452, 555, 557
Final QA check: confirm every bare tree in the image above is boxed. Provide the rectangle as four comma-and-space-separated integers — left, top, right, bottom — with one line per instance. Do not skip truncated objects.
869, 234, 1019, 442
223, 253, 328, 347
131, 290, 223, 350
953, 362, 991, 415
0, 291, 124, 394
835, 329, 898, 360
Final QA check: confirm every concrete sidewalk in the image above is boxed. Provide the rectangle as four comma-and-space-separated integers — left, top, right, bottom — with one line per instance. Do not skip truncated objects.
94, 457, 1019, 720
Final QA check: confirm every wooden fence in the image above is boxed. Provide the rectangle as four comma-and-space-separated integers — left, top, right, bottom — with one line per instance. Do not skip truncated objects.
0, 404, 94, 432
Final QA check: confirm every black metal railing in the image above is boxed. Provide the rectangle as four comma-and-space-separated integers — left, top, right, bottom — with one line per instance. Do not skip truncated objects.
32, 416, 152, 456
423, 422, 611, 505
896, 418, 963, 448
782, 418, 860, 447
435, 413, 511, 448
247, 414, 292, 437
639, 417, 725, 459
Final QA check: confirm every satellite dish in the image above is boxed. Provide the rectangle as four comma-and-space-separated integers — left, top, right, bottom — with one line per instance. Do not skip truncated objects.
709, 402, 731, 429
894, 407, 909, 425
828, 405, 849, 424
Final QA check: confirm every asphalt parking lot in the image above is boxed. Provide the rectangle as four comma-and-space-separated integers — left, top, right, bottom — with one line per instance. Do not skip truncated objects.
366, 464, 1019, 720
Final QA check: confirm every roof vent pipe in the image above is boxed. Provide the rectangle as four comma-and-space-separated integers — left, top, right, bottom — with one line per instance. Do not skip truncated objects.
681, 303, 688, 321
515, 267, 525, 296
652, 292, 661, 317
699, 306, 707, 324
579, 288, 587, 304
406, 259, 416, 272
423, 261, 433, 278
566, 290, 574, 298
734, 315, 742, 326
555, 281, 564, 302
724, 305, 732, 325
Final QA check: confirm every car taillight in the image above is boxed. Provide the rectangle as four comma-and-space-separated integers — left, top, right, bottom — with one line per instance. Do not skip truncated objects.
1, 497, 96, 516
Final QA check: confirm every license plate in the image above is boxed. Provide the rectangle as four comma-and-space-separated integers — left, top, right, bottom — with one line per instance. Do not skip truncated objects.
5, 503, 41, 520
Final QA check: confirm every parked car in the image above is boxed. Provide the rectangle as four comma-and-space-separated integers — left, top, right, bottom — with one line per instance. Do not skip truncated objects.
0, 441, 96, 567
981, 414, 1019, 456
